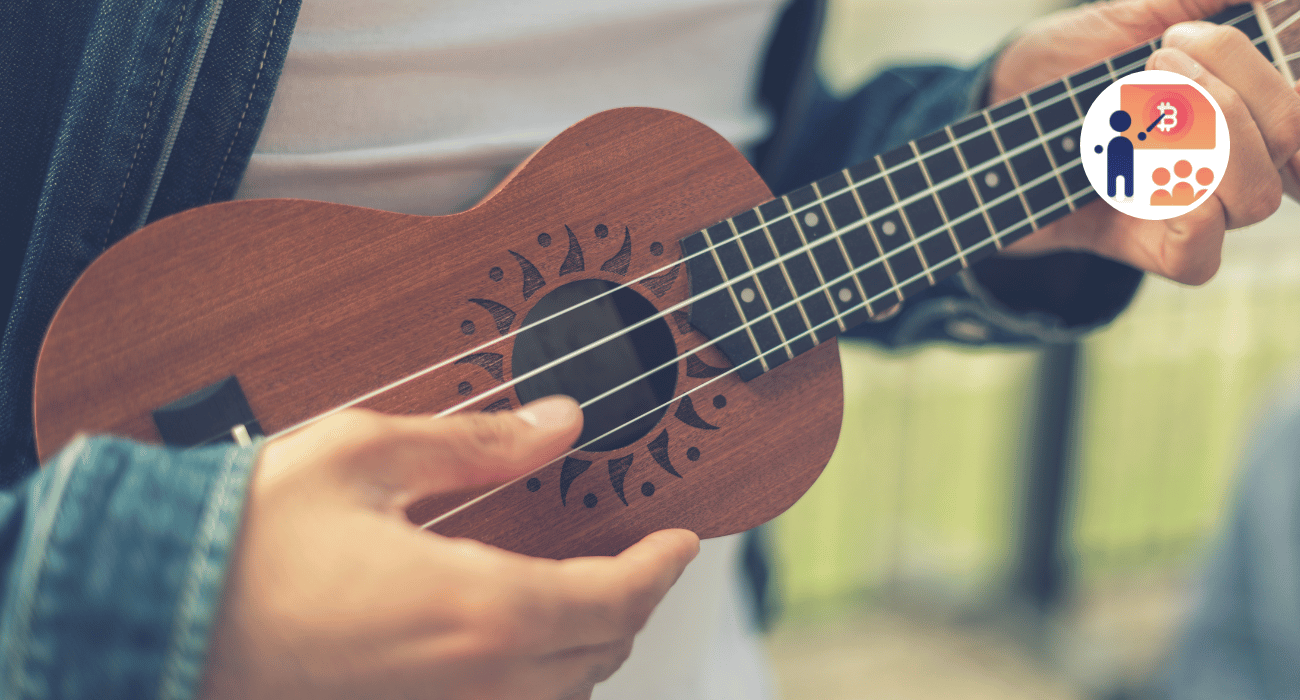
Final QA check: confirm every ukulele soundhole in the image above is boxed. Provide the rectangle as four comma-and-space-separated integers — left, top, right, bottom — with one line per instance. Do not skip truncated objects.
513, 279, 677, 452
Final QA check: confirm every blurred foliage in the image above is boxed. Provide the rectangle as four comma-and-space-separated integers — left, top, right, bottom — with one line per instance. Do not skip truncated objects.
771, 204, 1300, 614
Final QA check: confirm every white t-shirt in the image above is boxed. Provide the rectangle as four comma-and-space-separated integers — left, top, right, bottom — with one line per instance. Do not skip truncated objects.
236, 2, 785, 698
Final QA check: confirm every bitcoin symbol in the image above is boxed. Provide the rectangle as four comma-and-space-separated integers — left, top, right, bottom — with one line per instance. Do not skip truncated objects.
1155, 101, 1178, 132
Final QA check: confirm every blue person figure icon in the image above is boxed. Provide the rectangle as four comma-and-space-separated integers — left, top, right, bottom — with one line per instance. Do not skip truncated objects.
1094, 110, 1135, 199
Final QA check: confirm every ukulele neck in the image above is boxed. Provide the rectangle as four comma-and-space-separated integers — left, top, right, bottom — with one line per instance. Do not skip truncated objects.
684, 2, 1296, 381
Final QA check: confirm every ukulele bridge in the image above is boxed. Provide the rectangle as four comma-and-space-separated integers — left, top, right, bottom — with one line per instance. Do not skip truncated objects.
151, 375, 264, 448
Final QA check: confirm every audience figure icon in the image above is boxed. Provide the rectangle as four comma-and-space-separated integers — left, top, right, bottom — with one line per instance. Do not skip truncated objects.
1093, 110, 1135, 199
1150, 160, 1213, 206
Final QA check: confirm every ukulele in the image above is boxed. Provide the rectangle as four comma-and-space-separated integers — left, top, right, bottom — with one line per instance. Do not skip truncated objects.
32, 2, 1300, 559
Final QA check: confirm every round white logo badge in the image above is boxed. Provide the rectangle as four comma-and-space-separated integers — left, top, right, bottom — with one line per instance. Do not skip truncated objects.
1080, 69, 1229, 221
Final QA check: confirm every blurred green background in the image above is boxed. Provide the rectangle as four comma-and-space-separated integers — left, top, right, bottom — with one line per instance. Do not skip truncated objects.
763, 2, 1300, 697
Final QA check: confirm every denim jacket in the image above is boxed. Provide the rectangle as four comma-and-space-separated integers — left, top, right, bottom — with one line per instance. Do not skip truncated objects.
0, 0, 1139, 697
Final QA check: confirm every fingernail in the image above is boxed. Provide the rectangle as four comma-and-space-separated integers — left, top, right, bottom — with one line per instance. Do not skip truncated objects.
515, 395, 580, 430
1152, 47, 1202, 79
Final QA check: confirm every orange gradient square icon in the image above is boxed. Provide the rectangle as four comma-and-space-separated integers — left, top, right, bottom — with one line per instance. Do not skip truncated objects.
1120, 84, 1216, 150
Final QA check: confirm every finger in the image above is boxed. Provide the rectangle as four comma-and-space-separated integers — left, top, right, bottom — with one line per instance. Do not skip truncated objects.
1163, 21, 1300, 169
1100, 0, 1243, 41
326, 396, 584, 508
1150, 47, 1282, 229
521, 528, 700, 653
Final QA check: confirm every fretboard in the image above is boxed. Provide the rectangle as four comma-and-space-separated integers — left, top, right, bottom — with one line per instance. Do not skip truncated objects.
685, 1, 1298, 381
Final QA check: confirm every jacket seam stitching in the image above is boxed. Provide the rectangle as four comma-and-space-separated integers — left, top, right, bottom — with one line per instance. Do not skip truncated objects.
103, 4, 191, 245
208, 0, 286, 202
133, 0, 227, 231
156, 447, 247, 700
0, 439, 89, 700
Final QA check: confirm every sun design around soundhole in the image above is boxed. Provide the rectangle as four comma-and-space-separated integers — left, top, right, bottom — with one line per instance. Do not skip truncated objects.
458, 222, 725, 510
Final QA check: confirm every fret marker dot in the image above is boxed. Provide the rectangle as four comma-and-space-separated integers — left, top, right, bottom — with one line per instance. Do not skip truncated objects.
526, 477, 541, 492
740, 288, 756, 303
641, 482, 655, 497
881, 220, 897, 236
686, 447, 701, 461
537, 233, 551, 247
838, 287, 852, 303
460, 320, 475, 335
457, 381, 473, 396
583, 493, 598, 508
984, 172, 1000, 188
489, 266, 503, 281
803, 212, 819, 227
1061, 136, 1076, 152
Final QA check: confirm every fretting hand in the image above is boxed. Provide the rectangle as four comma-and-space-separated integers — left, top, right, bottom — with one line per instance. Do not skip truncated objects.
200, 396, 699, 700
991, 0, 1300, 284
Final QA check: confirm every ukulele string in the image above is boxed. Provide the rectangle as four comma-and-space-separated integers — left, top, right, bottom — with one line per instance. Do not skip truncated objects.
274, 8, 1270, 442
427, 183, 1103, 532
418, 288, 821, 529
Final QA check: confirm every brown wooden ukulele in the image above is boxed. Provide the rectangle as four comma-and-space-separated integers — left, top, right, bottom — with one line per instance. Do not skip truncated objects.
32, 3, 1300, 558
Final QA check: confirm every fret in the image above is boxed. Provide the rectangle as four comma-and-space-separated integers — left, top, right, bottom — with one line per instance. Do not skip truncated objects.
1030, 82, 1081, 133
876, 156, 935, 293
1236, 8, 1270, 51
1115, 42, 1155, 71
700, 224, 771, 372
1207, 3, 1255, 25
922, 144, 963, 184
885, 160, 931, 200
727, 212, 795, 365
911, 142, 966, 275
1068, 63, 1110, 114
1046, 127, 1083, 175
944, 124, 1002, 252
879, 143, 915, 168
811, 174, 874, 328
752, 202, 817, 356
988, 100, 1025, 122
1061, 161, 1091, 196
845, 172, 903, 312
854, 171, 895, 212
950, 112, 987, 138
681, 4, 1289, 380
1020, 94, 1073, 219
824, 173, 886, 312
983, 109, 1037, 239
956, 126, 1000, 170
915, 130, 951, 154
760, 199, 838, 339
1256, 1, 1296, 83
1027, 81, 1065, 105
994, 113, 1038, 151
846, 156, 881, 183
680, 232, 762, 380
784, 190, 850, 332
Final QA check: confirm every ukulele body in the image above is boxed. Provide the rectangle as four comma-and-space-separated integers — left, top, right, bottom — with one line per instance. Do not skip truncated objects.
33, 107, 843, 558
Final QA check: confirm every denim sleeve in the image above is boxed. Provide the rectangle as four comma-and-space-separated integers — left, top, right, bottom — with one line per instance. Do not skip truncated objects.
1162, 386, 1300, 700
762, 59, 1143, 349
0, 436, 258, 700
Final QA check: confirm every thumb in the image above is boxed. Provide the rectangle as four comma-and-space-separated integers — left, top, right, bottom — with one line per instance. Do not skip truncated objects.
370, 395, 584, 508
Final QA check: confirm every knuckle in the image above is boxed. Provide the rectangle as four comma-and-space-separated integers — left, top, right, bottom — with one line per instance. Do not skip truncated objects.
454, 413, 520, 462
588, 639, 635, 686
1217, 88, 1245, 119
456, 588, 529, 656
1208, 24, 1251, 53
1271, 99, 1300, 160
